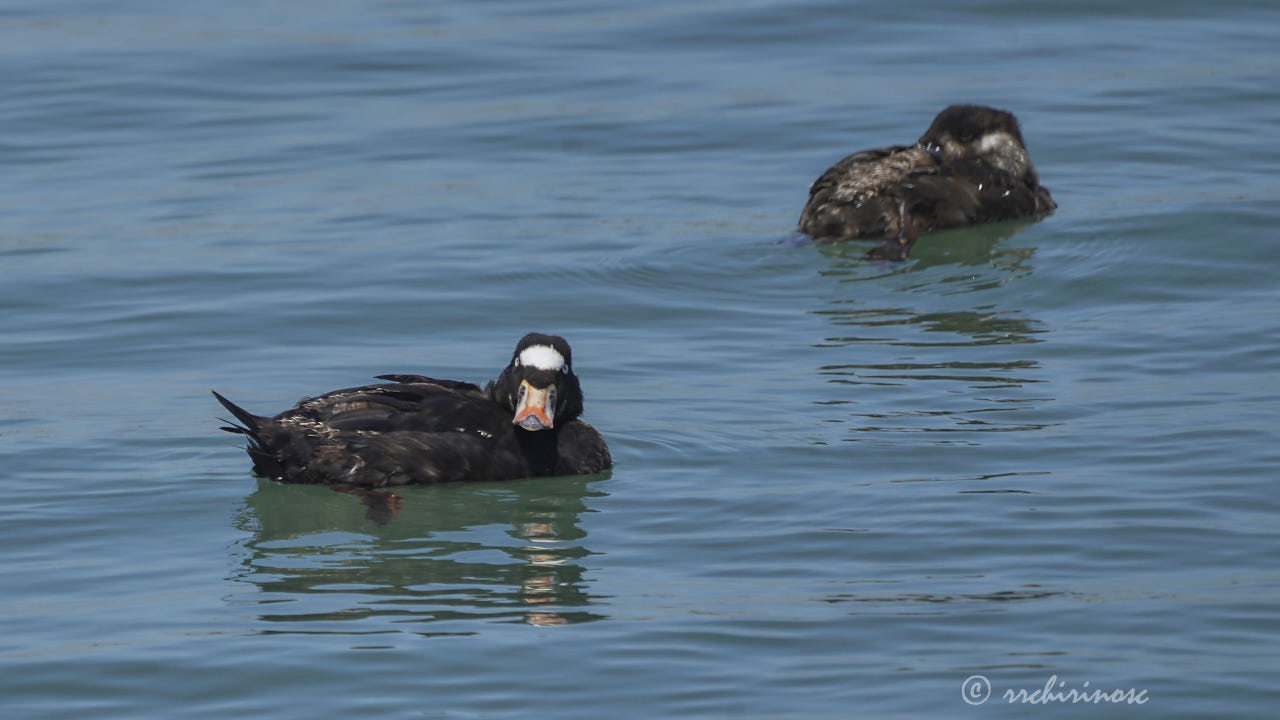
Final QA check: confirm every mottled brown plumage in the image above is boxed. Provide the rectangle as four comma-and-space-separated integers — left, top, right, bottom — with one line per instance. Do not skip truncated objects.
798, 105, 1056, 259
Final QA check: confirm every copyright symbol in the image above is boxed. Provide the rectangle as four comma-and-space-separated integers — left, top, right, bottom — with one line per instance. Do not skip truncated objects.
962, 674, 991, 705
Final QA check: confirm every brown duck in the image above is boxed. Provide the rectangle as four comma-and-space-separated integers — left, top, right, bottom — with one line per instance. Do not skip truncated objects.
798, 104, 1056, 259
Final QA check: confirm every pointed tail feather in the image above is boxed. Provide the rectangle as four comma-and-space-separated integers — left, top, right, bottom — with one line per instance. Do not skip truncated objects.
212, 390, 261, 435
213, 390, 287, 479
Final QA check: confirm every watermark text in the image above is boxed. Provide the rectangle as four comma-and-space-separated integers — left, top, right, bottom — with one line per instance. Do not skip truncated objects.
962, 674, 1149, 706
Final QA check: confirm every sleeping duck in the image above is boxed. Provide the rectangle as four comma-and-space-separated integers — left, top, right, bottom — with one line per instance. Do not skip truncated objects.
214, 333, 611, 487
797, 104, 1056, 259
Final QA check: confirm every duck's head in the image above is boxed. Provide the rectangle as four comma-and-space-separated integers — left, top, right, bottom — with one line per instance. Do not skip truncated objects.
493, 333, 584, 431
917, 105, 1037, 182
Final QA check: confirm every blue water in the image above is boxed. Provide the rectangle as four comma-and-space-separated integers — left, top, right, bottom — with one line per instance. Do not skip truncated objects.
3, 1, 1279, 717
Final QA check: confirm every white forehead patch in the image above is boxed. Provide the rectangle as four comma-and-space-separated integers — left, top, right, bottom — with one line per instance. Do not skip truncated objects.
518, 345, 566, 372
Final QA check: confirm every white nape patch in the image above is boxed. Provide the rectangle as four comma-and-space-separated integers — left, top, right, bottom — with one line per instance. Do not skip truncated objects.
517, 344, 566, 372
978, 131, 1015, 154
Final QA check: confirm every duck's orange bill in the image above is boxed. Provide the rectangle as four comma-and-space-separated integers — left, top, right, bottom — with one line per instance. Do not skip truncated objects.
512, 380, 555, 430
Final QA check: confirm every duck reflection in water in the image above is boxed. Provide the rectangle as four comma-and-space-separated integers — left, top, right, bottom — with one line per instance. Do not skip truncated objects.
229, 474, 610, 631
807, 219, 1054, 445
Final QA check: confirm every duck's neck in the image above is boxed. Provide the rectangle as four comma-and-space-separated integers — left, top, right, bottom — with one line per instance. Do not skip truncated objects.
515, 426, 562, 476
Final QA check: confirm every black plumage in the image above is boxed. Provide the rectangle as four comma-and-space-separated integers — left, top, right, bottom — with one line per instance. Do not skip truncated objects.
798, 104, 1056, 259
214, 333, 611, 487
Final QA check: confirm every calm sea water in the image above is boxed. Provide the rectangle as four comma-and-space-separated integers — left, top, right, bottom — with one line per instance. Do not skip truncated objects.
3, 1, 1279, 717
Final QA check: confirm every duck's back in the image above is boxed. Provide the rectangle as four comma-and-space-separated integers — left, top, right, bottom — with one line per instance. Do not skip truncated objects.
229, 379, 516, 486
285, 377, 495, 433
798, 145, 928, 241
219, 378, 609, 487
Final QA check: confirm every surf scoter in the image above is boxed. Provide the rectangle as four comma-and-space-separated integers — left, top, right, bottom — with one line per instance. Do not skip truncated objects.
797, 104, 1056, 259
213, 333, 611, 487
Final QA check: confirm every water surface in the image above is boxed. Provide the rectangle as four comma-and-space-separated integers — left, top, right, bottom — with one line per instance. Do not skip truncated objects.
3, 1, 1279, 717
